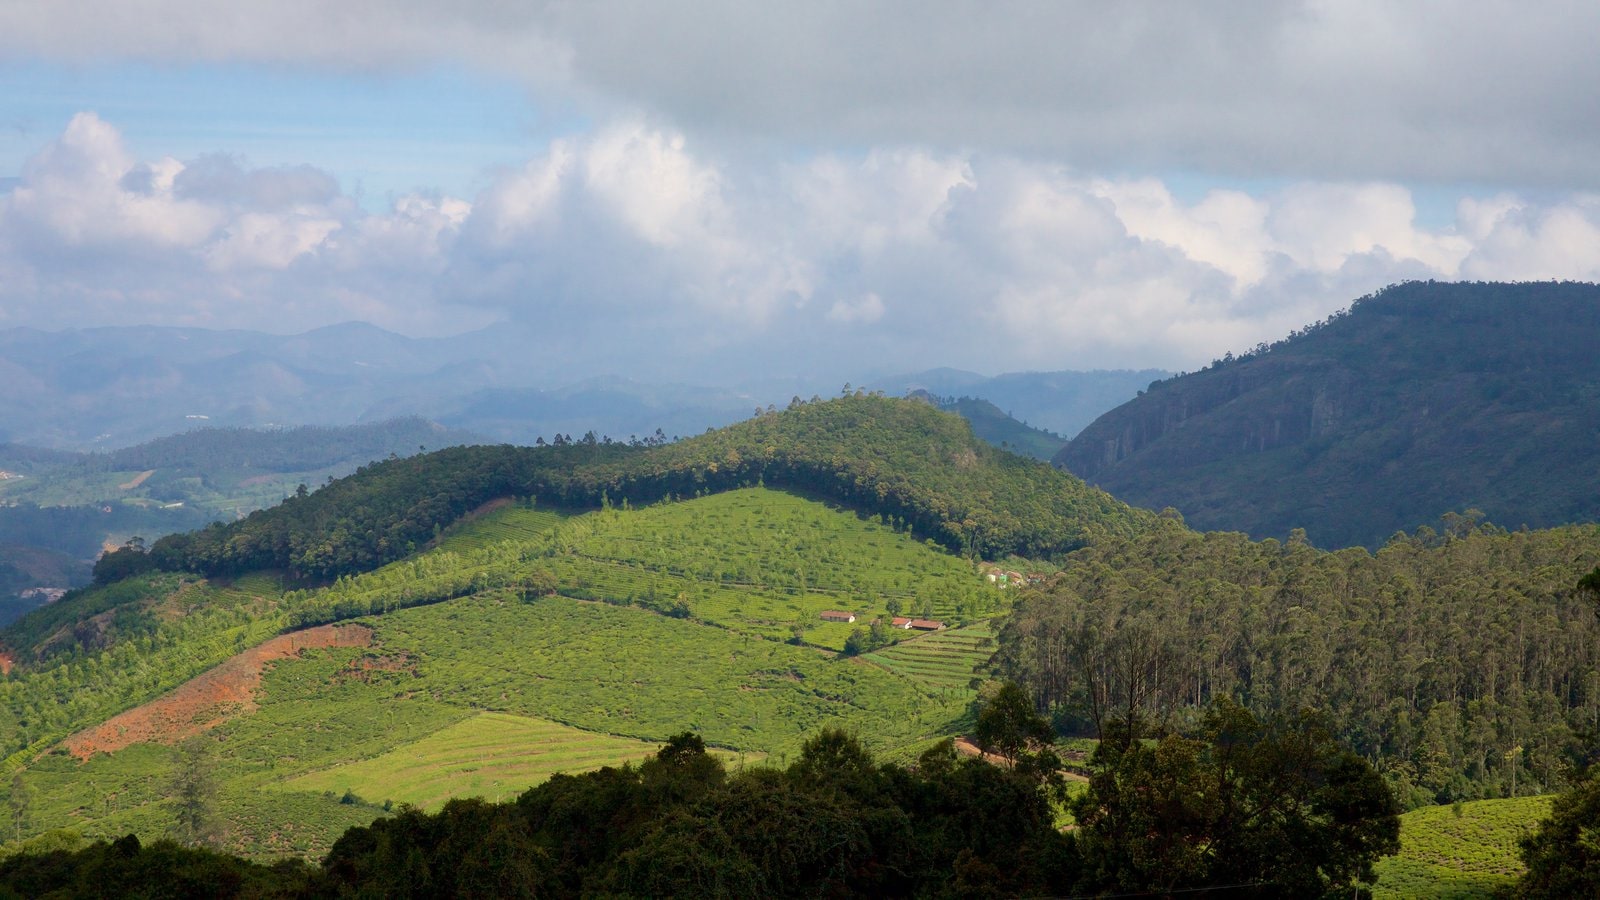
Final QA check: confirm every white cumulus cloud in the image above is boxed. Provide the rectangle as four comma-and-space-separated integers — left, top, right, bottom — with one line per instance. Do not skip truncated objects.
4, 114, 1600, 379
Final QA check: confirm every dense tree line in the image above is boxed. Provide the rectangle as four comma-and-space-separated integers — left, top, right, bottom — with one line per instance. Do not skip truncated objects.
0, 712, 1397, 898
142, 443, 632, 580
141, 397, 1153, 580
995, 518, 1600, 806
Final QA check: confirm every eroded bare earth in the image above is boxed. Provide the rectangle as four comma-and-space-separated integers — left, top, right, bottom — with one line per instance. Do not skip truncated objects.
64, 624, 372, 759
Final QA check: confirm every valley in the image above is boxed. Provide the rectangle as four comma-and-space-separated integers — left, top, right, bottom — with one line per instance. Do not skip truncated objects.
0, 372, 1596, 895
1, 481, 1004, 857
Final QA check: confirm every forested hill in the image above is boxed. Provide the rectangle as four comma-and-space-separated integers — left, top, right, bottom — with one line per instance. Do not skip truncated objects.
146, 395, 1154, 579
923, 394, 1066, 460
1054, 281, 1600, 547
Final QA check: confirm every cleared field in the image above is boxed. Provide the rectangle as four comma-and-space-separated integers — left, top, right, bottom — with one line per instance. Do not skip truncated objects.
1372, 795, 1551, 898
282, 712, 735, 809
866, 623, 997, 694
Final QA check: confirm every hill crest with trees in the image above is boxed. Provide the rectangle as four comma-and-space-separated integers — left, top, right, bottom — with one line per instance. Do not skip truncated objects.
1054, 280, 1600, 547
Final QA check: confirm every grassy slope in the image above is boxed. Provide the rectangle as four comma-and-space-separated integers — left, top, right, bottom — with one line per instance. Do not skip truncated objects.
1373, 796, 1552, 898
544, 488, 1001, 649
5, 489, 988, 856
281, 712, 753, 809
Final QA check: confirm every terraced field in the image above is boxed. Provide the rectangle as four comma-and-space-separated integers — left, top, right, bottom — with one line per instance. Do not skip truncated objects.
865, 623, 997, 694
1372, 796, 1551, 898
283, 712, 749, 809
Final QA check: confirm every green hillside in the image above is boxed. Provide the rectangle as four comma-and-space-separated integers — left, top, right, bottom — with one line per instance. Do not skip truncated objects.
0, 486, 997, 854
1373, 796, 1552, 898
148, 395, 1153, 580
280, 712, 752, 810
1056, 281, 1600, 547
0, 416, 479, 520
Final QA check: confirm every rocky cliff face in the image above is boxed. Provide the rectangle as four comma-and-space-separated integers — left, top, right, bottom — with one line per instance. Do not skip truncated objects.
1053, 281, 1600, 547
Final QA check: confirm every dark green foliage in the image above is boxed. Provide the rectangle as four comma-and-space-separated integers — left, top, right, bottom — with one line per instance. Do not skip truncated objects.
91, 541, 158, 586
996, 520, 1600, 804
0, 833, 316, 899
169, 738, 219, 848
148, 442, 631, 579
972, 681, 1054, 760
1057, 281, 1600, 547
148, 396, 1152, 580
1513, 766, 1600, 897
323, 729, 1076, 898
0, 727, 1397, 897
1072, 700, 1399, 898
568, 395, 1151, 561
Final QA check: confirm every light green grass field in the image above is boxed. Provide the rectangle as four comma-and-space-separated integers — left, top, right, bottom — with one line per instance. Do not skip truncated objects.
282, 711, 753, 809
1372, 795, 1551, 898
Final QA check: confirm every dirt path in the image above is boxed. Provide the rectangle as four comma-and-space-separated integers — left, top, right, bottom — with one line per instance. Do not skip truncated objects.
953, 737, 1090, 782
64, 624, 373, 760
118, 469, 156, 490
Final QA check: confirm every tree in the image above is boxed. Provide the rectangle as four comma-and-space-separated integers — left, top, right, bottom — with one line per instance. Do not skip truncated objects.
1515, 766, 1600, 897
972, 682, 1054, 761
92, 539, 157, 585
1578, 565, 1600, 615
170, 738, 220, 847
1071, 699, 1399, 898
8, 773, 31, 842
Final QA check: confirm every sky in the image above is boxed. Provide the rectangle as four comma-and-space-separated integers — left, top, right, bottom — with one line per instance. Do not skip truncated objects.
1, 1, 1599, 383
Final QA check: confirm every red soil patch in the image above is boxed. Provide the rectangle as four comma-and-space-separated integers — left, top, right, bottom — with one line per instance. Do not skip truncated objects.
954, 737, 1012, 766
118, 469, 156, 490
63, 624, 372, 760
0, 648, 12, 676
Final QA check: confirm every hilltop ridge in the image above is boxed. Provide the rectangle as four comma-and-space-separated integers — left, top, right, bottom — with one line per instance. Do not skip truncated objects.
1054, 281, 1600, 546
146, 395, 1154, 580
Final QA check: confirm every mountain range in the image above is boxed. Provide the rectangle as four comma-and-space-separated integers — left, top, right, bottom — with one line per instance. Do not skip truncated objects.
0, 323, 1160, 451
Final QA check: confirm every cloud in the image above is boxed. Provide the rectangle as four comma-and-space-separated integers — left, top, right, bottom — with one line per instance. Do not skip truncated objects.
3, 2, 1598, 188
4, 114, 1600, 379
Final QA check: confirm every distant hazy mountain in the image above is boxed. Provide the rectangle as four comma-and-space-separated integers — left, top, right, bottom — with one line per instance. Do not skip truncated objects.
870, 368, 1169, 439
1054, 281, 1600, 548
0, 323, 1161, 454
0, 417, 481, 620
907, 393, 1066, 460
0, 324, 830, 450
